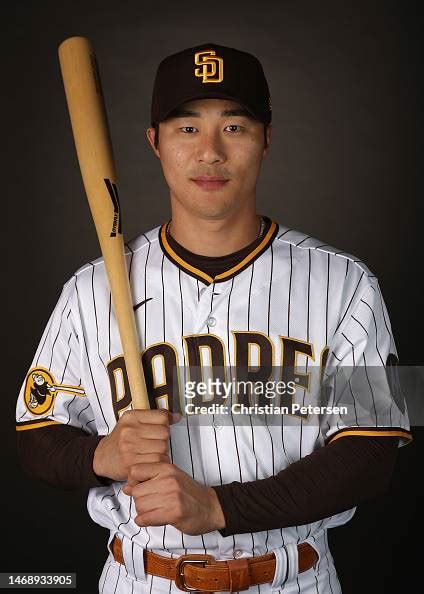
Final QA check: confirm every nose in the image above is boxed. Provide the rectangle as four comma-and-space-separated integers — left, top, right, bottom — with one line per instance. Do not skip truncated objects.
196, 130, 226, 165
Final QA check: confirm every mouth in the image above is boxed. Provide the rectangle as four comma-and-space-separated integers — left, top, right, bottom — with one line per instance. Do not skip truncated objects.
191, 177, 229, 190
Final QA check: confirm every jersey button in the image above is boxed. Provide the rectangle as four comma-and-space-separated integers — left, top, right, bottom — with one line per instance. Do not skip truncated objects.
212, 419, 222, 429
234, 550, 243, 558
206, 316, 216, 327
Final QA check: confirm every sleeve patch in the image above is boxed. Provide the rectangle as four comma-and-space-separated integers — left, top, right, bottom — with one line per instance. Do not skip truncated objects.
23, 366, 86, 416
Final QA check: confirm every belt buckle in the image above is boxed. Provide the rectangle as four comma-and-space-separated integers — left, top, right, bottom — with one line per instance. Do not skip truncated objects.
174, 553, 215, 592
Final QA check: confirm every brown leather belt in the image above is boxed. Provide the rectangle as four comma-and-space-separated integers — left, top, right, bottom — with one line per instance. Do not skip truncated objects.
111, 535, 318, 592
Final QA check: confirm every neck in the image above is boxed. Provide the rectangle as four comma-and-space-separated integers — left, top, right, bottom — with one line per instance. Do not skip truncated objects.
167, 209, 262, 257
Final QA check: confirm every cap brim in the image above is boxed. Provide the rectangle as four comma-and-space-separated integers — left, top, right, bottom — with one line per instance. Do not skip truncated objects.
154, 92, 260, 125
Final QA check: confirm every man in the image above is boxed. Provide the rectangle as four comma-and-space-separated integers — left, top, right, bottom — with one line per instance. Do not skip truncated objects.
16, 43, 411, 593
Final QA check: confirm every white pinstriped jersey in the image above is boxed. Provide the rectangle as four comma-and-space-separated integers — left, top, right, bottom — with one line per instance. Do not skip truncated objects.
16, 219, 411, 592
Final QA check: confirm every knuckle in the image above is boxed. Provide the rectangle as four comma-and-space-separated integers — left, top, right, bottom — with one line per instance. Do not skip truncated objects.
159, 425, 171, 439
167, 476, 179, 490
158, 441, 168, 454
128, 465, 138, 482
120, 426, 132, 441
122, 452, 134, 468
174, 502, 184, 519
156, 409, 170, 424
117, 441, 127, 457
120, 410, 133, 423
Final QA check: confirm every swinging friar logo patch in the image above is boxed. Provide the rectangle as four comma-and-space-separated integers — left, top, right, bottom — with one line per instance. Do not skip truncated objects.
24, 367, 86, 416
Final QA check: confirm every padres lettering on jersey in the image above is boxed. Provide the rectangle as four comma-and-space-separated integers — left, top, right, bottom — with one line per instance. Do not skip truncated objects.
16, 220, 411, 593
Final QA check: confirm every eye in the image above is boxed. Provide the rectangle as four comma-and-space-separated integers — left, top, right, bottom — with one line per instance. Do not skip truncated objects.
224, 125, 242, 133
180, 126, 198, 133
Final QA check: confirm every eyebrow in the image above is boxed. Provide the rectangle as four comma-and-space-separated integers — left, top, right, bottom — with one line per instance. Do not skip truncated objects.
165, 107, 255, 119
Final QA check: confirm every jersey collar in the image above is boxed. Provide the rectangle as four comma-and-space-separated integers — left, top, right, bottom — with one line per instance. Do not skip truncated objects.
158, 220, 278, 285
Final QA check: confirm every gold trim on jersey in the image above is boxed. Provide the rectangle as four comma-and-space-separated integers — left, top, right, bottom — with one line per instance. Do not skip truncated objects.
326, 427, 413, 445
159, 220, 278, 284
16, 419, 61, 431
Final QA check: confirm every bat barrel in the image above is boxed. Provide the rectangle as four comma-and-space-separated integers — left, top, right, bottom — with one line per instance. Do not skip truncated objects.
58, 36, 150, 410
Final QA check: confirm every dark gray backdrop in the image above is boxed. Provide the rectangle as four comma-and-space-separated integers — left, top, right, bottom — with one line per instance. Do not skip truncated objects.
3, 1, 421, 592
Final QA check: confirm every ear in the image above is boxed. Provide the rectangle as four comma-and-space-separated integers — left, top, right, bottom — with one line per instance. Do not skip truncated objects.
263, 124, 272, 157
146, 127, 160, 158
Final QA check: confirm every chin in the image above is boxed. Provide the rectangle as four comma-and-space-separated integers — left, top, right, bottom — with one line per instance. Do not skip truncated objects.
191, 200, 239, 220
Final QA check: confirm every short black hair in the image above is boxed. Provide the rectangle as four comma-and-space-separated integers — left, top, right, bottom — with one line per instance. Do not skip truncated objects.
153, 123, 270, 149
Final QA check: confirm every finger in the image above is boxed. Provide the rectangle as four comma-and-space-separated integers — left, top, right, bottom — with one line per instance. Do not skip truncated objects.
135, 453, 170, 464
122, 455, 170, 494
133, 494, 180, 527
126, 461, 166, 487
133, 437, 170, 455
129, 424, 170, 440
134, 506, 172, 527
135, 512, 164, 528
126, 472, 172, 498
121, 408, 171, 426
131, 492, 165, 515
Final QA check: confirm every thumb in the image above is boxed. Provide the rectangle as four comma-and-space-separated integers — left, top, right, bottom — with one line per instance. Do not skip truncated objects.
168, 411, 183, 424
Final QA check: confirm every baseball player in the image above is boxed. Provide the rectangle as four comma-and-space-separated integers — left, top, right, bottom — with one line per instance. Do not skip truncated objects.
16, 43, 412, 594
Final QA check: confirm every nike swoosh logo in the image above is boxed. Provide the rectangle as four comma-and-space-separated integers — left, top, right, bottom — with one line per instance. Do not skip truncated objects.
133, 297, 153, 311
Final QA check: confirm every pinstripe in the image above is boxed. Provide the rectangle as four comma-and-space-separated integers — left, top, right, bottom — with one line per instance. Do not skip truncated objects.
324, 530, 334, 594
286, 246, 302, 594
295, 236, 311, 247
225, 277, 245, 558
160, 252, 172, 555
362, 352, 378, 424
264, 245, 275, 554
117, 491, 133, 533
65, 395, 77, 424
277, 228, 292, 239
60, 332, 73, 382
74, 277, 110, 432
333, 272, 365, 335
359, 297, 385, 365
178, 267, 188, 556
142, 234, 152, 352
125, 242, 135, 281
351, 315, 368, 336
113, 562, 121, 593
47, 293, 72, 369
247, 263, 259, 485
90, 263, 106, 368
375, 283, 395, 353
299, 249, 312, 461
100, 558, 113, 593
108, 292, 112, 360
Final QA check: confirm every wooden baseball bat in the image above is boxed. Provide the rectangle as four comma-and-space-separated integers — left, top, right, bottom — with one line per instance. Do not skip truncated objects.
58, 36, 150, 410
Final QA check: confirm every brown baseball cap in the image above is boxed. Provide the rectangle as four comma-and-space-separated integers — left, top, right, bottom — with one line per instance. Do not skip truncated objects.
150, 43, 272, 126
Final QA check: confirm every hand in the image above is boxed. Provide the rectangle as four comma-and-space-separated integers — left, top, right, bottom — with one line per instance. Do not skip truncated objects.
122, 462, 226, 536
93, 409, 181, 481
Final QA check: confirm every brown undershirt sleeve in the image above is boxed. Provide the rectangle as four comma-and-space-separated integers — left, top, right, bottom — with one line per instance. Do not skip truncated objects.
212, 435, 399, 537
17, 425, 398, 537
16, 425, 113, 490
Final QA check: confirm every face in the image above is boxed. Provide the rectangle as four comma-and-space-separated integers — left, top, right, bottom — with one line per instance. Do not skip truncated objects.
146, 98, 272, 220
